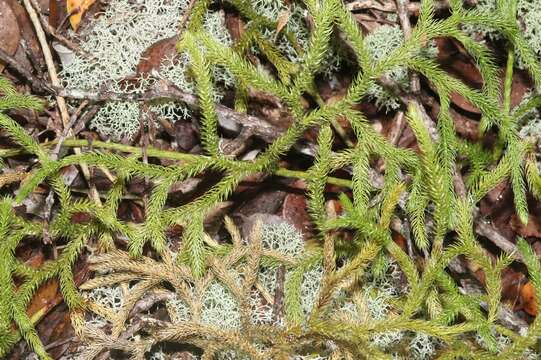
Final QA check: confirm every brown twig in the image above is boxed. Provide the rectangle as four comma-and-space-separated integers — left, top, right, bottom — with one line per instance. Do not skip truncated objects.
388, 111, 406, 146
396, 0, 421, 94
178, 0, 198, 32
23, 0, 70, 127
29, 0, 90, 58
272, 266, 286, 323
128, 290, 176, 318
56, 81, 282, 143
51, 100, 88, 157
347, 0, 458, 14
43, 336, 76, 351
23, 0, 102, 206
73, 105, 100, 135
474, 215, 524, 263
19, 39, 44, 79
0, 47, 52, 93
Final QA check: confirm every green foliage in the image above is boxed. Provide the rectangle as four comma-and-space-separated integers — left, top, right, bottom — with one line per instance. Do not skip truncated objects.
467, 0, 541, 69
1, 0, 541, 358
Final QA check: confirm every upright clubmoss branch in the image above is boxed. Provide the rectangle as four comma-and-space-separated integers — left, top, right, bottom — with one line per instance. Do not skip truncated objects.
504, 50, 515, 115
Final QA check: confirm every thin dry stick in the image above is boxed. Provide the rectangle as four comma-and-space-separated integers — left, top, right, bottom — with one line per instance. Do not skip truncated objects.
23, 0, 70, 127
0, 48, 51, 93
388, 111, 406, 146
347, 0, 453, 14
52, 100, 89, 158
396, 0, 420, 94
57, 83, 282, 143
23, 0, 102, 206
29, 0, 89, 58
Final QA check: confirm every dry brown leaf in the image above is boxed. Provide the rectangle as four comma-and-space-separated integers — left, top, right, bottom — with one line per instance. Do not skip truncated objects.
275, 9, 291, 38
520, 281, 538, 316
5, 0, 42, 68
49, 0, 66, 29
26, 279, 61, 320
66, 0, 96, 30
511, 214, 541, 238
137, 36, 177, 75
282, 193, 311, 238
224, 12, 245, 42
0, 0, 21, 73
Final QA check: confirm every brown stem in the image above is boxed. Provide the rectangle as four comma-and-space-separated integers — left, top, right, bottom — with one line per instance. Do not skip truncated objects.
0, 47, 52, 93
56, 82, 282, 143
396, 0, 421, 94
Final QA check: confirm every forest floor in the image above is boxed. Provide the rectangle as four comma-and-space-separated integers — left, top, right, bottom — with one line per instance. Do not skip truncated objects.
1, 0, 541, 359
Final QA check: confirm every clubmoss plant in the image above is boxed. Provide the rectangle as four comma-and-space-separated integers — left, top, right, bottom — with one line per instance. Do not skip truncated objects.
517, 92, 541, 138
2, 0, 541, 358
465, 0, 541, 68
75, 217, 452, 359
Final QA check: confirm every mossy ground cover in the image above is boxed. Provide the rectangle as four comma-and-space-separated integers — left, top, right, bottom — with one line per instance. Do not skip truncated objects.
1, 0, 541, 359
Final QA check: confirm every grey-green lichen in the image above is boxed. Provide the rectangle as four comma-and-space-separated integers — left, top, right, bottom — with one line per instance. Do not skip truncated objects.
59, 0, 232, 141
465, 0, 541, 68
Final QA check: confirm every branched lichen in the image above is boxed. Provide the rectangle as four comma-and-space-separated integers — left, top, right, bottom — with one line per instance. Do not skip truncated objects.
60, 0, 232, 140
465, 0, 541, 68
364, 25, 407, 111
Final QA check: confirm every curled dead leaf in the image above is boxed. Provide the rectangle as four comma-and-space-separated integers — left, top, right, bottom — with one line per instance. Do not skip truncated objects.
520, 281, 537, 316
0, 0, 21, 73
66, 0, 96, 30
275, 9, 291, 39
282, 193, 311, 238
511, 214, 541, 238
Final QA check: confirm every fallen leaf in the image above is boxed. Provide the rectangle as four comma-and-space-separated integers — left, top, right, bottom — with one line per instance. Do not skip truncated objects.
25, 251, 45, 268
435, 38, 483, 114
26, 279, 61, 320
5, 0, 43, 69
0, 0, 21, 73
70, 212, 92, 224
520, 281, 537, 316
224, 12, 245, 42
66, 0, 96, 30
275, 9, 291, 38
235, 190, 287, 218
428, 98, 480, 140
173, 121, 198, 151
511, 214, 541, 238
137, 36, 178, 75
49, 0, 66, 29
509, 70, 533, 109
247, 88, 294, 130
500, 267, 525, 305
449, 91, 480, 114
450, 107, 480, 141
282, 193, 311, 238
391, 231, 408, 252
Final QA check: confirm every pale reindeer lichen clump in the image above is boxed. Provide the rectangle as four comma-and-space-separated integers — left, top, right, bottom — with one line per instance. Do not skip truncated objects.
60, 0, 232, 140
